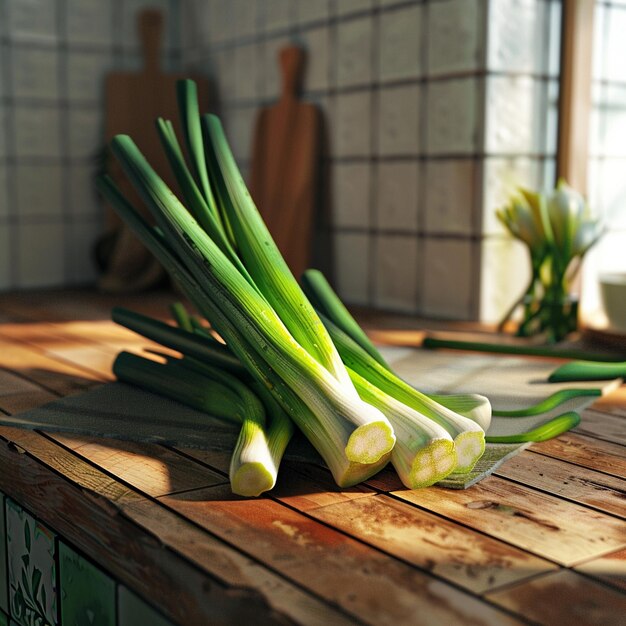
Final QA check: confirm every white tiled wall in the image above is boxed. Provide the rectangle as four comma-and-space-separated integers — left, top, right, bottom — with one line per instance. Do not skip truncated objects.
0, 0, 181, 291
181, 0, 561, 321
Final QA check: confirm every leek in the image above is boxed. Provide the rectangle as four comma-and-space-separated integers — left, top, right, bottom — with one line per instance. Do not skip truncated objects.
110, 134, 395, 464
99, 177, 391, 487
113, 351, 276, 497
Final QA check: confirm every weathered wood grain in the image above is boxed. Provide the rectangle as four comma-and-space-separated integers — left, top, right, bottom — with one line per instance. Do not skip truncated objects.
0, 431, 293, 626
530, 433, 626, 479
122, 499, 357, 626
49, 433, 228, 497
574, 409, 626, 446
393, 476, 626, 566
575, 548, 626, 593
487, 569, 626, 626
495, 453, 626, 519
158, 484, 524, 626
306, 493, 557, 594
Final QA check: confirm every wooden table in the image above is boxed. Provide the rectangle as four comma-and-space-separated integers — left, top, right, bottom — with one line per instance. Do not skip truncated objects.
0, 289, 625, 625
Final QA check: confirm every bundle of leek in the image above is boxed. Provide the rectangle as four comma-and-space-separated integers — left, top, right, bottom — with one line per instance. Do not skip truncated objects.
103, 79, 487, 496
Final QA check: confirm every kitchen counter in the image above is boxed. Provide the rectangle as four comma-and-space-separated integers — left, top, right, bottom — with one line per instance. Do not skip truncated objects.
0, 289, 625, 625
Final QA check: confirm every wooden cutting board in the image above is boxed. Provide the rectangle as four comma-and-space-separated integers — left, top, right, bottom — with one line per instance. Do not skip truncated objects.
249, 46, 322, 281
100, 8, 209, 292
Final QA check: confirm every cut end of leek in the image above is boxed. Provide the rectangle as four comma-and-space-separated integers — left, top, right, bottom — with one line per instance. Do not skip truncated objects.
231, 462, 276, 497
345, 420, 396, 464
453, 430, 486, 473
408, 439, 457, 488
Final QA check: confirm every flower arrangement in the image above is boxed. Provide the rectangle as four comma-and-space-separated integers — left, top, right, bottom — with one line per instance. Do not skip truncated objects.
497, 179, 603, 343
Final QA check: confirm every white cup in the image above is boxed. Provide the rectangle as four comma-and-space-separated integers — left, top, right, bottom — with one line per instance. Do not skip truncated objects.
600, 273, 626, 333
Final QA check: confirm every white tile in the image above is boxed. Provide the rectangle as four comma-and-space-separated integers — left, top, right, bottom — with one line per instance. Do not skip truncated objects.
332, 162, 371, 228
487, 0, 547, 75
0, 166, 8, 218
68, 218, 101, 284
0, 106, 7, 157
68, 164, 101, 217
479, 236, 530, 322
334, 91, 371, 157
0, 221, 11, 290
333, 232, 370, 305
121, 0, 174, 51
481, 157, 541, 235
336, 16, 373, 88
336, 0, 374, 17
68, 108, 102, 159
301, 26, 330, 92
67, 52, 112, 104
12, 47, 59, 100
263, 0, 293, 32
14, 106, 63, 158
296, 0, 329, 24
378, 4, 422, 82
428, 0, 482, 76
375, 161, 419, 232
233, 0, 259, 39
205, 0, 235, 44
426, 79, 478, 155
424, 160, 475, 235
16, 164, 64, 218
17, 220, 66, 288
7, 0, 57, 42
606, 5, 626, 82
422, 238, 473, 319
378, 85, 420, 156
226, 106, 256, 161
213, 49, 238, 103
66, 0, 113, 46
234, 43, 261, 101
547, 0, 562, 77
374, 235, 418, 312
484, 75, 546, 155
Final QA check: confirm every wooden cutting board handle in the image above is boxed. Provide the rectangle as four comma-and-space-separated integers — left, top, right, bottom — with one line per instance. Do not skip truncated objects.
139, 8, 163, 75
279, 46, 304, 102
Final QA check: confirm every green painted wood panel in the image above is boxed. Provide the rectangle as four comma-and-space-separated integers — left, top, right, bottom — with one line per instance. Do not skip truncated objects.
59, 542, 115, 626
0, 494, 7, 615
6, 500, 57, 626
0, 610, 7, 626
118, 586, 175, 626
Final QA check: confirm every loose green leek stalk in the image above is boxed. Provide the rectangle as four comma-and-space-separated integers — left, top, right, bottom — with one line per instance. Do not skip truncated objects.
301, 269, 492, 430
113, 351, 277, 497
348, 369, 456, 487
110, 131, 395, 465
320, 315, 485, 473
170, 301, 193, 332
99, 179, 391, 487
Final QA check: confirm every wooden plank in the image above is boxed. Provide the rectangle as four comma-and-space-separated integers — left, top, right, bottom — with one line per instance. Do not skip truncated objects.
305, 493, 557, 595
575, 409, 626, 447
122, 499, 357, 626
393, 476, 626, 566
575, 548, 626, 593
0, 369, 57, 414
49, 433, 228, 497
530, 433, 626, 479
0, 427, 357, 625
157, 484, 524, 626
487, 570, 626, 626
495, 452, 626, 519
591, 386, 626, 418
0, 431, 293, 626
0, 337, 103, 395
